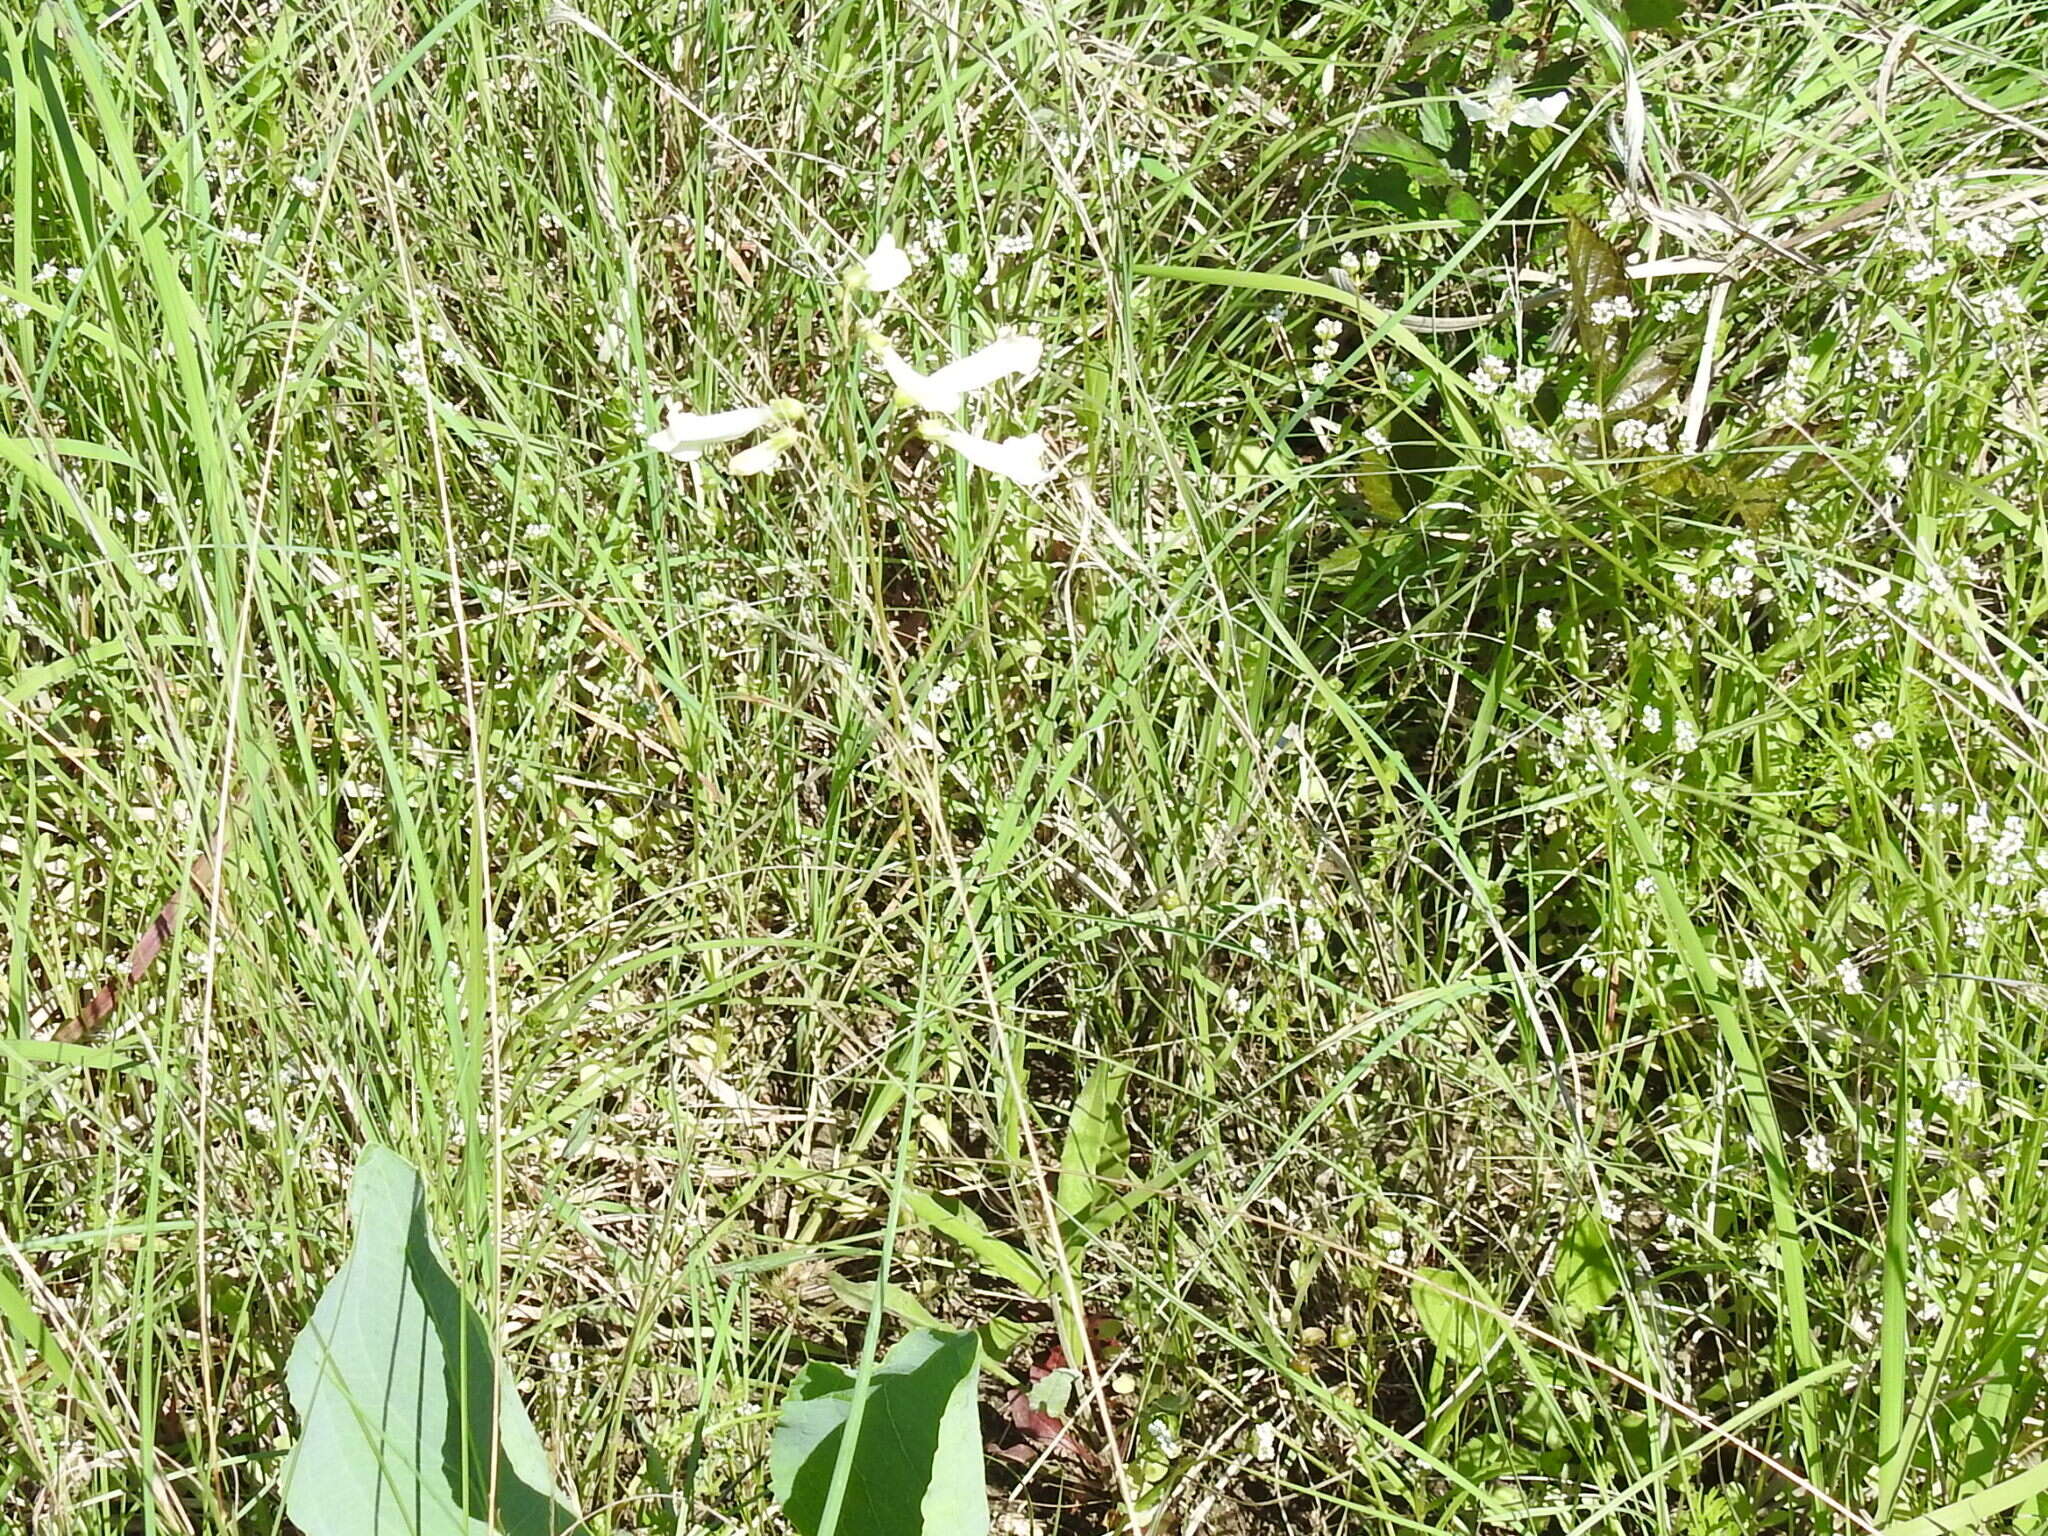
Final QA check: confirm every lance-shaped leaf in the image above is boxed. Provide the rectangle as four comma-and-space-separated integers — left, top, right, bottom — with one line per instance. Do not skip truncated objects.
282, 1146, 579, 1536
1055, 1063, 1131, 1259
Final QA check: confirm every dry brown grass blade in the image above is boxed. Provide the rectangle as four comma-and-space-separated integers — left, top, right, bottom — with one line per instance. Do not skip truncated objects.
53, 852, 218, 1045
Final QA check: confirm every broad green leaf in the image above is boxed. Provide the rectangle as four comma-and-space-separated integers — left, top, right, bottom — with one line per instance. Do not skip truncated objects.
771, 1328, 990, 1536
1055, 1063, 1130, 1253
1412, 1269, 1504, 1363
1350, 124, 1455, 186
1552, 1212, 1622, 1319
282, 1147, 578, 1536
902, 1188, 1050, 1298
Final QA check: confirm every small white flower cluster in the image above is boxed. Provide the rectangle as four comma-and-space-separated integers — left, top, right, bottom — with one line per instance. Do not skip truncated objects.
1764, 354, 1815, 424
1335, 247, 1383, 281
1650, 287, 1714, 322
1801, 1131, 1835, 1175
1849, 719, 1896, 752
1553, 708, 1618, 764
1307, 316, 1344, 385
1965, 804, 2043, 889
1468, 354, 1546, 398
1959, 211, 2021, 259
1710, 538, 1769, 604
1975, 285, 2029, 326
1610, 416, 1669, 453
1588, 294, 1639, 326
1884, 179, 2029, 283
1502, 422, 1557, 464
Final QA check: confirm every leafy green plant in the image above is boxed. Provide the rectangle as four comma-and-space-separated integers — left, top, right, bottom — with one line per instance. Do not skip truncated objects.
769, 1328, 990, 1536
285, 1149, 992, 1536
283, 1147, 580, 1536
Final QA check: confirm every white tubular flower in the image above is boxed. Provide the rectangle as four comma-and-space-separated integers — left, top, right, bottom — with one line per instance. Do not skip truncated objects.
1457, 75, 1569, 135
727, 427, 803, 476
846, 233, 913, 293
646, 397, 804, 460
919, 419, 1051, 486
863, 323, 1043, 414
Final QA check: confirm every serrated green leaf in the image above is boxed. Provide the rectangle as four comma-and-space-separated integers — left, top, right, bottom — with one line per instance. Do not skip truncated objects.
771, 1328, 990, 1536
282, 1146, 579, 1536
1412, 1269, 1504, 1363
1553, 1212, 1623, 1319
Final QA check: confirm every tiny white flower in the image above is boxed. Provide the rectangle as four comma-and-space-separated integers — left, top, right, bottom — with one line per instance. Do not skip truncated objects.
646, 397, 804, 460
1836, 958, 1864, 996
1801, 1132, 1835, 1175
1458, 75, 1570, 135
1253, 1422, 1278, 1462
919, 420, 1051, 486
726, 426, 803, 477
866, 325, 1043, 414
846, 232, 913, 293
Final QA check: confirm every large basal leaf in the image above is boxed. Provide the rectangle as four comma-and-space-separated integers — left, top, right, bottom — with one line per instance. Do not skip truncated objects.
282, 1146, 580, 1536
770, 1328, 990, 1536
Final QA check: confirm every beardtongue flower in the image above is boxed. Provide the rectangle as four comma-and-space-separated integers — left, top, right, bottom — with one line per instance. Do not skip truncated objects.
646, 397, 805, 460
860, 322, 1043, 415
918, 419, 1051, 486
726, 426, 805, 477
845, 233, 914, 293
